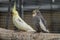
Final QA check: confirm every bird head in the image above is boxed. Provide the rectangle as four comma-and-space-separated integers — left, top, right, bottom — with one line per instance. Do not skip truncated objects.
32, 9, 40, 17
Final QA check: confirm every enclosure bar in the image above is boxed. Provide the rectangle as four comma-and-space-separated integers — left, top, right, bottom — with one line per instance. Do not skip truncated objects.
5, 0, 11, 29
19, 0, 24, 18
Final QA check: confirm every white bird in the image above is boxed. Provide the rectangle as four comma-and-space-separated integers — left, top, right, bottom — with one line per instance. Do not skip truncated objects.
32, 9, 49, 32
11, 2, 36, 32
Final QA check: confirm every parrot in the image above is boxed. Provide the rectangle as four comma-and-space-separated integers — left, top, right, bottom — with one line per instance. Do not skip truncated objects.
11, 2, 36, 32
32, 9, 49, 33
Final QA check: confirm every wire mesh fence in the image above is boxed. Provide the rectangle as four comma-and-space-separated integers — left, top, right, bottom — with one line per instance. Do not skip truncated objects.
0, 0, 60, 33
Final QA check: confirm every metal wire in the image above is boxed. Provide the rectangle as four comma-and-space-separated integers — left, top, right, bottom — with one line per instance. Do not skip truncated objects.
5, 0, 11, 29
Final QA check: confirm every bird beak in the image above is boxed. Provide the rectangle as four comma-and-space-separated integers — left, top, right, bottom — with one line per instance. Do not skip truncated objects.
11, 12, 13, 16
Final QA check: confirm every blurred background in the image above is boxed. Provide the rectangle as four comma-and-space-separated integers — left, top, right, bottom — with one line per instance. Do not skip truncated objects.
0, 0, 60, 33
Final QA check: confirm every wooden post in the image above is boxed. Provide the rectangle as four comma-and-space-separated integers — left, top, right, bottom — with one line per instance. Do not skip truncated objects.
0, 28, 60, 40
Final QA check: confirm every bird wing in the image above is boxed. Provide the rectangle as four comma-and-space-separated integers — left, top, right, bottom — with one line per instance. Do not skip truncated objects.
14, 18, 26, 27
14, 17, 36, 32
40, 12, 47, 25
39, 19, 49, 32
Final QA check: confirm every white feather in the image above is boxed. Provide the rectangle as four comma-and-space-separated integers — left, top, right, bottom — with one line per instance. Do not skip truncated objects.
39, 19, 49, 32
